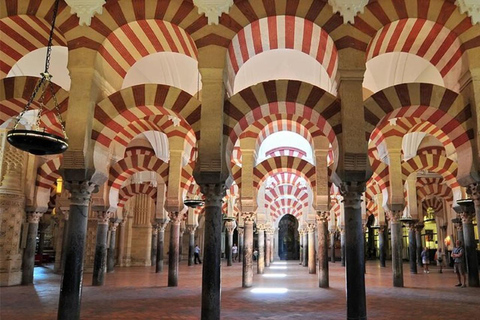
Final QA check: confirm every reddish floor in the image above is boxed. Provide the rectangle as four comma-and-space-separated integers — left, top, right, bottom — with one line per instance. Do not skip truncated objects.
1, 260, 479, 319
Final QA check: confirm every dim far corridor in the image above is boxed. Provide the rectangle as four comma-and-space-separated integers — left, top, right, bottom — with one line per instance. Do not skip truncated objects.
1, 260, 478, 320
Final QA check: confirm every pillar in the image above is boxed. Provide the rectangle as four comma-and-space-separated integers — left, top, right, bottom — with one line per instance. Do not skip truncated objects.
302, 228, 308, 267
156, 221, 168, 273
257, 225, 265, 274
238, 227, 244, 263
57, 180, 96, 320
151, 224, 158, 267
179, 222, 185, 262
340, 227, 346, 267
317, 212, 329, 288
37, 222, 48, 265
299, 229, 304, 265
242, 212, 255, 287
187, 225, 197, 266
407, 223, 417, 274
107, 221, 119, 273
308, 223, 316, 274
92, 210, 110, 286
388, 210, 404, 287
265, 227, 272, 267
329, 229, 336, 263
118, 221, 126, 267
21, 211, 43, 285
199, 183, 225, 320
468, 183, 480, 242
415, 224, 423, 268
378, 225, 386, 267
225, 220, 236, 266
168, 211, 183, 287
461, 212, 480, 287
454, 218, 464, 246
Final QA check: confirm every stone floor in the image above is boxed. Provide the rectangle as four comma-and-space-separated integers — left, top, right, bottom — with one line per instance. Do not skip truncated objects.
1, 260, 479, 319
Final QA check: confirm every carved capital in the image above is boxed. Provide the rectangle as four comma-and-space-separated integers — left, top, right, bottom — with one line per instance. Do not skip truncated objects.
386, 210, 402, 223
316, 211, 329, 223
237, 227, 244, 236
199, 183, 226, 207
460, 211, 475, 224
241, 212, 256, 224
307, 223, 316, 233
186, 225, 197, 234
96, 210, 111, 224
109, 222, 119, 232
26, 211, 43, 224
157, 222, 169, 232
225, 220, 237, 233
467, 183, 480, 204
65, 180, 97, 206
168, 211, 185, 224
340, 181, 365, 209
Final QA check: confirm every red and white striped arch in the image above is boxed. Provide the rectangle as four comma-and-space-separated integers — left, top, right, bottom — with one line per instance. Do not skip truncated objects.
271, 207, 302, 222
0, 15, 67, 78
262, 172, 310, 191
417, 146, 446, 157
35, 156, 61, 210
401, 154, 459, 190
269, 198, 304, 214
255, 118, 313, 153
226, 15, 338, 93
365, 83, 473, 180
366, 18, 467, 92
117, 183, 157, 208
265, 184, 310, 205
370, 159, 390, 191
416, 177, 453, 203
253, 156, 316, 190
225, 80, 341, 172
96, 19, 198, 90
422, 197, 444, 214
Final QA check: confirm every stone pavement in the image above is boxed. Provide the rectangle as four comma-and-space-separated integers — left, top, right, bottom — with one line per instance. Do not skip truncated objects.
0, 260, 479, 319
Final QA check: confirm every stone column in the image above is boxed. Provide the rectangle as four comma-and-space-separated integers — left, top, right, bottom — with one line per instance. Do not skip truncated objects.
242, 212, 255, 287
187, 225, 197, 266
156, 221, 168, 273
199, 183, 226, 320
37, 222, 48, 265
299, 229, 304, 265
265, 227, 272, 267
415, 224, 423, 268
388, 210, 404, 287
329, 229, 336, 263
238, 227, 244, 263
54, 209, 69, 274
302, 228, 308, 267
467, 183, 480, 240
307, 223, 316, 274
151, 224, 158, 267
340, 227, 346, 267
317, 212, 329, 288
92, 210, 111, 286
179, 222, 185, 262
378, 225, 386, 267
342, 182, 367, 320
57, 180, 96, 320
168, 211, 183, 287
107, 221, 119, 273
21, 211, 43, 285
257, 225, 265, 274
407, 222, 417, 274
461, 212, 479, 287
118, 221, 126, 267
454, 217, 465, 245
225, 220, 236, 266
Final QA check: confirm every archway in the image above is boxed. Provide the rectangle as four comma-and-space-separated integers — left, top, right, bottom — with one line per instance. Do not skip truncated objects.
278, 214, 299, 260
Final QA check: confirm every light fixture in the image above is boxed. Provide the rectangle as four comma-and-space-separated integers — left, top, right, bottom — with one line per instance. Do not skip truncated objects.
7, 0, 68, 156
184, 198, 204, 208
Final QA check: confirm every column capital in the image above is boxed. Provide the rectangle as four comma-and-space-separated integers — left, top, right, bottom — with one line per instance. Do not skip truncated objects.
467, 183, 480, 205
340, 181, 366, 209
265, 226, 275, 235
225, 220, 237, 233
386, 210, 402, 223
64, 180, 97, 206
307, 223, 316, 233
199, 183, 226, 206
157, 221, 169, 232
26, 211, 44, 224
96, 210, 111, 225
316, 211, 329, 223
241, 212, 256, 224
186, 225, 197, 234
256, 223, 266, 232
406, 221, 418, 231
460, 211, 475, 224
168, 211, 185, 224
109, 222, 119, 232
237, 227, 244, 235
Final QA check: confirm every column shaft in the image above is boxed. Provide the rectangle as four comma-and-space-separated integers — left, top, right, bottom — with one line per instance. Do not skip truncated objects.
238, 229, 244, 263
156, 224, 166, 273
151, 227, 158, 267
462, 213, 480, 287
317, 214, 329, 288
242, 217, 254, 287
390, 214, 404, 287
302, 231, 308, 267
308, 226, 316, 274
107, 225, 117, 273
188, 229, 195, 266
408, 225, 417, 274
21, 214, 41, 285
257, 228, 265, 274
330, 231, 336, 263
340, 229, 346, 267
378, 227, 386, 267
415, 226, 423, 268
92, 218, 109, 286
168, 216, 181, 287
265, 231, 271, 268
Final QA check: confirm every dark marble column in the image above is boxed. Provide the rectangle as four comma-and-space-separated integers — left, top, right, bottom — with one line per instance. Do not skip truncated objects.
342, 182, 367, 320
407, 223, 417, 274
187, 225, 196, 266
179, 223, 185, 262
265, 227, 272, 267
168, 212, 184, 287
302, 229, 308, 267
257, 225, 265, 274
57, 180, 96, 320
299, 230, 304, 265
308, 223, 316, 274
151, 224, 158, 267
461, 212, 480, 287
21, 211, 43, 285
454, 219, 464, 245
467, 183, 480, 241
242, 212, 255, 288
329, 229, 336, 263
107, 221, 119, 273
238, 227, 244, 263
92, 210, 110, 286
118, 221, 126, 267
340, 227, 346, 266
156, 221, 168, 273
317, 212, 329, 288
37, 222, 48, 265
415, 224, 423, 268
200, 183, 226, 320
388, 210, 404, 287
378, 225, 386, 267
225, 220, 236, 267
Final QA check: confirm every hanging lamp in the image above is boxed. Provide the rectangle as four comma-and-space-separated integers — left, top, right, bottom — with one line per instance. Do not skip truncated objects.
7, 0, 68, 156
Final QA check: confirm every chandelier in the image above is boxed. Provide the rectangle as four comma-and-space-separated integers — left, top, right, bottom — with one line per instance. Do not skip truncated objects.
7, 0, 68, 155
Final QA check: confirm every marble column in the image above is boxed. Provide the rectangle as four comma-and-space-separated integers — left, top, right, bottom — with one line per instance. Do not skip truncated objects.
179, 223, 185, 262
225, 220, 236, 267
299, 229, 304, 265
118, 221, 126, 267
302, 229, 308, 267
415, 224, 423, 268
237, 227, 244, 263
107, 221, 119, 273
340, 227, 346, 267
307, 223, 316, 274
388, 210, 404, 287
454, 218, 465, 245
467, 183, 480, 241
242, 212, 255, 287
151, 224, 158, 267
168, 212, 183, 287
407, 223, 417, 274
342, 182, 367, 320
57, 180, 96, 320
265, 228, 272, 267
317, 212, 329, 288
21, 211, 43, 285
37, 222, 48, 265
329, 229, 336, 263
187, 225, 197, 266
461, 212, 479, 287
156, 221, 168, 273
200, 183, 225, 320
257, 225, 265, 274
54, 210, 69, 274
378, 225, 386, 267
92, 210, 111, 286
